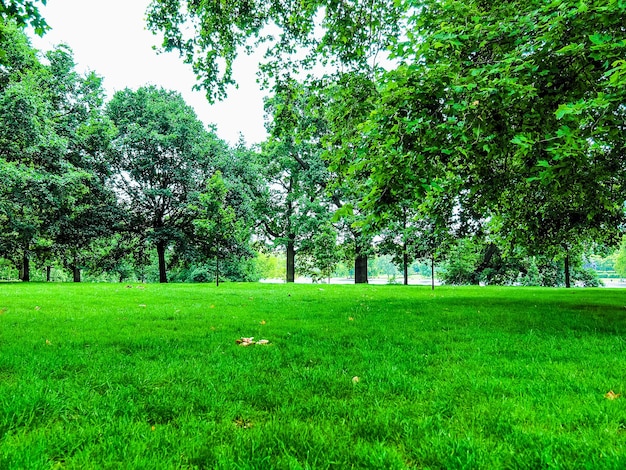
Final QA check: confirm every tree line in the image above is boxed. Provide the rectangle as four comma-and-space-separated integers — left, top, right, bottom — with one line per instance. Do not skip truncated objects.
1, 1, 625, 287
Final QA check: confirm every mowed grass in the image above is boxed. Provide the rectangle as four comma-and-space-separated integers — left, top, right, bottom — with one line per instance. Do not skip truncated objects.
1, 283, 626, 469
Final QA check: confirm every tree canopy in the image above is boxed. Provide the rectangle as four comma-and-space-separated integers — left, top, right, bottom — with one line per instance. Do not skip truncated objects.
1, 2, 624, 286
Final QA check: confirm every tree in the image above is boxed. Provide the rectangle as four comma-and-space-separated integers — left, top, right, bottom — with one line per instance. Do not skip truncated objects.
0, 25, 95, 281
351, 0, 626, 287
191, 171, 253, 286
260, 78, 333, 282
106, 86, 218, 283
39, 45, 118, 282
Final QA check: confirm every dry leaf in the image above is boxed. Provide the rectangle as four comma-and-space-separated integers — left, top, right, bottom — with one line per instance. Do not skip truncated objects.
237, 337, 255, 346
260, 320, 266, 325
151, 425, 156, 431
138, 304, 146, 308
45, 339, 52, 346
352, 376, 360, 383
34, 306, 41, 311
257, 339, 270, 345
0, 308, 6, 315
234, 417, 253, 428
605, 390, 621, 400
348, 317, 354, 321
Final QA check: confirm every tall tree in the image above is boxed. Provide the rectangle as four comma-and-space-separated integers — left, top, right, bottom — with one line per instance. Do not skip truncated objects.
260, 78, 332, 282
356, 0, 626, 286
106, 86, 218, 283
0, 26, 92, 281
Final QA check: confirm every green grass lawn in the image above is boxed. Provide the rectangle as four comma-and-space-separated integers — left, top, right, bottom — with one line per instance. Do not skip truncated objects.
1, 283, 626, 469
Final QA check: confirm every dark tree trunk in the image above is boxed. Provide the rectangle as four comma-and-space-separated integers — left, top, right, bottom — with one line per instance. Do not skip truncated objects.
286, 235, 295, 283
354, 241, 368, 284
46, 266, 51, 282
355, 254, 368, 284
216, 255, 220, 287
157, 240, 168, 283
21, 253, 30, 282
73, 266, 81, 283
431, 255, 435, 291
403, 248, 409, 285
564, 251, 571, 288
402, 206, 408, 285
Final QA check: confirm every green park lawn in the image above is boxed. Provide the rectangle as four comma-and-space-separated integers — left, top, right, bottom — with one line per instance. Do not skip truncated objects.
1, 283, 626, 469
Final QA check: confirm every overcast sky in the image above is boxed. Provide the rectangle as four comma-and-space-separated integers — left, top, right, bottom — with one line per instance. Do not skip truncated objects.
29, 0, 268, 145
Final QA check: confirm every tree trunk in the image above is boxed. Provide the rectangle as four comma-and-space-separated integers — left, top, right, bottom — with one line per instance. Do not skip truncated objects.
157, 240, 168, 283
431, 255, 435, 291
216, 255, 220, 287
354, 241, 368, 284
403, 248, 409, 285
21, 253, 30, 282
73, 266, 81, 283
564, 251, 571, 288
46, 266, 51, 282
286, 235, 295, 283
402, 206, 409, 285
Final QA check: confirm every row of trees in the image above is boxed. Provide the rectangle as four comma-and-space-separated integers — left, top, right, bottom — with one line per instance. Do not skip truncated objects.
1, 1, 625, 287
0, 22, 263, 283
145, 0, 626, 287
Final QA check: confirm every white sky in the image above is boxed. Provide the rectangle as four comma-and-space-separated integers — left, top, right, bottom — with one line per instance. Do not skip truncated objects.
29, 0, 268, 146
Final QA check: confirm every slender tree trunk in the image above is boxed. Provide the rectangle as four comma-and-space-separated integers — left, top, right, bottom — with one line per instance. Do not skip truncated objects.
216, 255, 220, 287
564, 250, 571, 288
21, 252, 30, 282
46, 266, 51, 282
403, 248, 409, 285
431, 255, 435, 291
286, 235, 295, 283
402, 206, 409, 285
156, 240, 168, 283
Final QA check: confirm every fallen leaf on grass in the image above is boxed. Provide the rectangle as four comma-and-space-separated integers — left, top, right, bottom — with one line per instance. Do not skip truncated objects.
210, 305, 215, 309
605, 390, 621, 400
236, 337, 255, 346
138, 304, 147, 308
348, 317, 354, 321
260, 320, 266, 325
235, 337, 270, 346
34, 306, 40, 311
233, 417, 253, 428
352, 376, 360, 383
45, 339, 52, 346
0, 308, 6, 315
